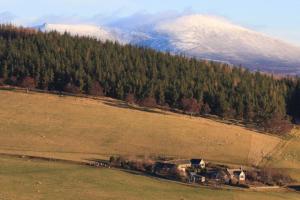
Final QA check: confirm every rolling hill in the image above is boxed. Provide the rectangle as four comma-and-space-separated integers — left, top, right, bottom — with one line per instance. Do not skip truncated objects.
0, 89, 299, 200
0, 89, 282, 165
1, 155, 299, 200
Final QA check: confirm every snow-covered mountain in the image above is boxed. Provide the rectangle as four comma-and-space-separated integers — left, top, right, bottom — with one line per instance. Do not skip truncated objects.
128, 15, 300, 75
34, 15, 300, 75
36, 23, 120, 42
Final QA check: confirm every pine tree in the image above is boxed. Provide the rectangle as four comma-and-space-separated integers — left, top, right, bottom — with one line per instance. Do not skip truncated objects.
0, 24, 298, 132
0, 62, 8, 79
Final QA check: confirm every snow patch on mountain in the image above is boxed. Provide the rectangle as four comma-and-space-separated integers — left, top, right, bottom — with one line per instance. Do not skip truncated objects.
34, 14, 300, 75
36, 23, 120, 42
131, 15, 300, 74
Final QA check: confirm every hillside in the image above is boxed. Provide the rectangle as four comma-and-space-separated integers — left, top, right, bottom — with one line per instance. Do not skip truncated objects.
0, 90, 281, 165
1, 25, 300, 125
265, 129, 300, 182
1, 156, 299, 200
36, 23, 120, 42
130, 15, 300, 75
37, 15, 300, 75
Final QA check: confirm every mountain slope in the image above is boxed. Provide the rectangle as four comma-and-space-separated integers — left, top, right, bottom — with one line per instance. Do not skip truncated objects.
34, 15, 300, 75
36, 23, 119, 42
129, 15, 300, 75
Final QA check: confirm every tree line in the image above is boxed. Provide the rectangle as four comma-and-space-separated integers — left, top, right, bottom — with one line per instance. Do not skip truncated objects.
0, 25, 299, 134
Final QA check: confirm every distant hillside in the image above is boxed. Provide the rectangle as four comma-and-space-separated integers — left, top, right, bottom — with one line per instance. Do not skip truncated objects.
128, 15, 300, 75
36, 23, 120, 42
36, 15, 300, 75
0, 25, 300, 127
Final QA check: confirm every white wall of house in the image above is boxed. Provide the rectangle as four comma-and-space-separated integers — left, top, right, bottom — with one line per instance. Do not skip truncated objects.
200, 160, 205, 169
239, 171, 246, 181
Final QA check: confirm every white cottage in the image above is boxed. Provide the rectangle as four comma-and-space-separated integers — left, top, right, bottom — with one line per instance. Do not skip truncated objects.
226, 167, 246, 184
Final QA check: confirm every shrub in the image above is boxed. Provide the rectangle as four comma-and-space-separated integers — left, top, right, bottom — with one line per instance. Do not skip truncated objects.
201, 103, 211, 115
181, 98, 202, 115
158, 103, 170, 111
128, 160, 154, 172
109, 156, 155, 173
125, 93, 136, 104
0, 78, 4, 86
139, 96, 157, 108
88, 81, 104, 96
262, 113, 293, 135
260, 168, 293, 186
63, 83, 81, 94
5, 76, 17, 86
18, 76, 36, 89
246, 170, 259, 182
109, 156, 126, 167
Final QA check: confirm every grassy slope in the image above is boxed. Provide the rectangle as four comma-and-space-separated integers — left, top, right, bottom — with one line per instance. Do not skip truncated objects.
266, 129, 300, 182
0, 156, 299, 200
0, 90, 280, 165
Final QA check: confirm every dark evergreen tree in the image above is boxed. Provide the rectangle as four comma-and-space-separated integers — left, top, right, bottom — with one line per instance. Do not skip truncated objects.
0, 24, 298, 133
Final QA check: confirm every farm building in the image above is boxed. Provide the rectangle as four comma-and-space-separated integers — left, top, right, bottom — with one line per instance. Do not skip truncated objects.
189, 172, 206, 183
154, 160, 191, 175
226, 167, 246, 185
153, 159, 207, 178
153, 162, 177, 176
168, 160, 191, 172
190, 159, 206, 169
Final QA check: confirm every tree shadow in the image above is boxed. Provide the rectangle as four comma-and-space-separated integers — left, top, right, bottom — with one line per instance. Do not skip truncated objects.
101, 99, 170, 116
87, 158, 165, 179
287, 185, 300, 192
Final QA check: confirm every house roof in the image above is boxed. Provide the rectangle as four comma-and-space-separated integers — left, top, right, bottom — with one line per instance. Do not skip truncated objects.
155, 162, 176, 169
190, 159, 204, 164
227, 168, 245, 176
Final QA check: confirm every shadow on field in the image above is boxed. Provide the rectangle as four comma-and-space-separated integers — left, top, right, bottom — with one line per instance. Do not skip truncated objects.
87, 158, 180, 182
287, 185, 300, 192
102, 99, 169, 115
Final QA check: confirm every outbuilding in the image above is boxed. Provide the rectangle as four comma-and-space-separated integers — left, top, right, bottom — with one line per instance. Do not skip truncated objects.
189, 172, 206, 183
190, 159, 206, 169
226, 167, 246, 185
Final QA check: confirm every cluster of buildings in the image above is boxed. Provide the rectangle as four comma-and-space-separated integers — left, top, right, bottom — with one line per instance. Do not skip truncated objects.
153, 158, 246, 185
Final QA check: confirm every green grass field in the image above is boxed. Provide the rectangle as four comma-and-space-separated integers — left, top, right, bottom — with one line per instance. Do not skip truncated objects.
0, 156, 299, 200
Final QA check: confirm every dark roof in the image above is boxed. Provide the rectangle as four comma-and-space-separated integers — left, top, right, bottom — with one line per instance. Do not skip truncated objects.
190, 159, 203, 164
155, 162, 176, 169
227, 169, 245, 176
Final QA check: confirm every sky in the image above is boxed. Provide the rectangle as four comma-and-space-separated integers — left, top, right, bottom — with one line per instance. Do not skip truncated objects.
0, 0, 299, 46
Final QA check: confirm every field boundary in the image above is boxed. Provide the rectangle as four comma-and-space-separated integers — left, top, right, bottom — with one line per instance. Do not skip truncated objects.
259, 130, 296, 167
1, 152, 294, 193
0, 153, 253, 192
0, 152, 90, 166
